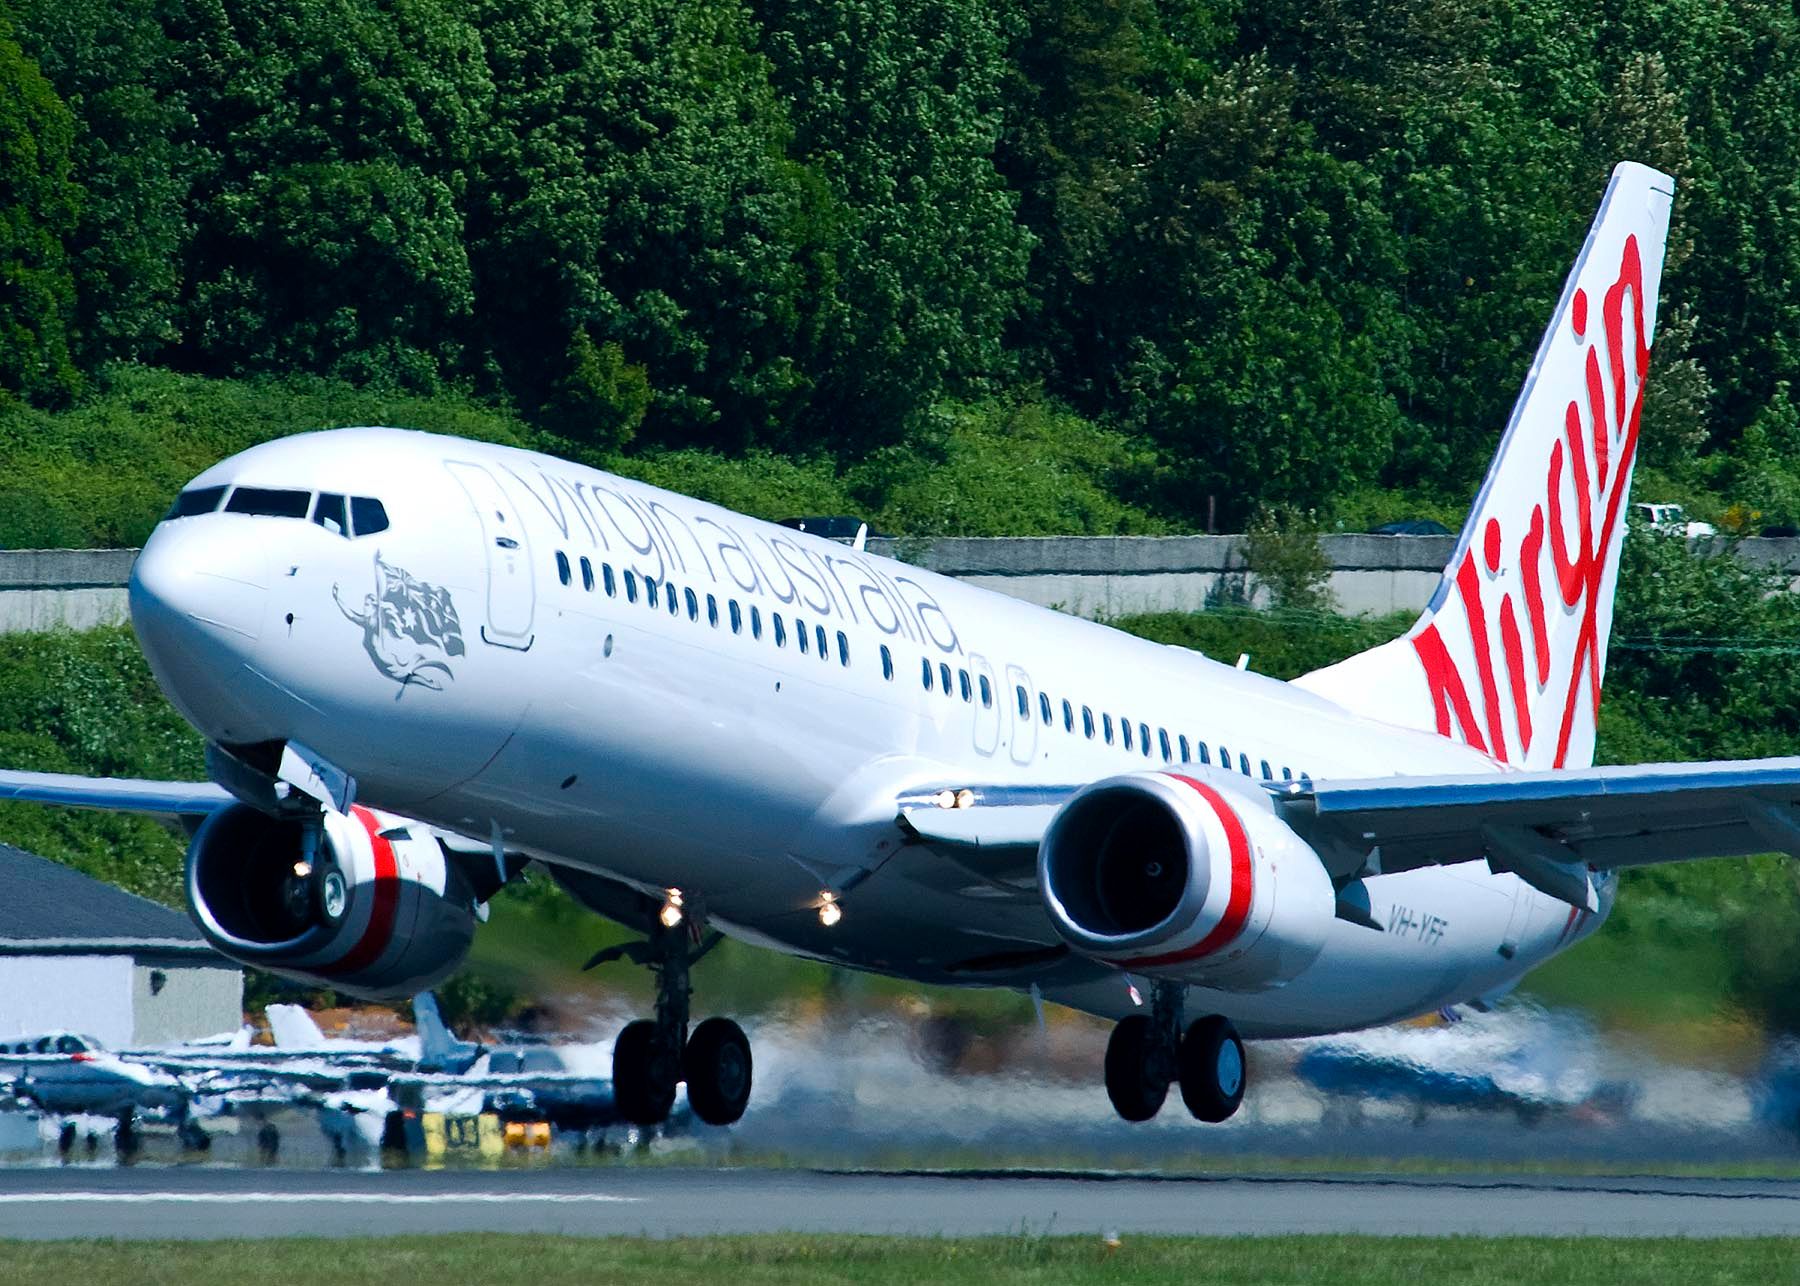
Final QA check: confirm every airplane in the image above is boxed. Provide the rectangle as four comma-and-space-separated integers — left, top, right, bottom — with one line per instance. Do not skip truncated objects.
3, 160, 1794, 1131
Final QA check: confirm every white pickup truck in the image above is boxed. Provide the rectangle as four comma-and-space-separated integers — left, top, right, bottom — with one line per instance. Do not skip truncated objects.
1630, 501, 1717, 539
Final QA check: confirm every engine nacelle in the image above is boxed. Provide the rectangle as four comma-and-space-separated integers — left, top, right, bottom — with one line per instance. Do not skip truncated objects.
1038, 771, 1335, 991
186, 802, 479, 1000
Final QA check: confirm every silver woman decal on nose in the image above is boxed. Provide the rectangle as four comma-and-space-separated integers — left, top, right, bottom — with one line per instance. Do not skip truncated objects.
333, 552, 466, 690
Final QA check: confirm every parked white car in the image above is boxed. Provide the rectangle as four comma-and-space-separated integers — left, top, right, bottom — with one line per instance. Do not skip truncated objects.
1631, 501, 1717, 538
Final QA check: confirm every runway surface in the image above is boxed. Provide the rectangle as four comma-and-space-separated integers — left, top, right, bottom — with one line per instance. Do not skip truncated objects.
1, 1167, 1798, 1240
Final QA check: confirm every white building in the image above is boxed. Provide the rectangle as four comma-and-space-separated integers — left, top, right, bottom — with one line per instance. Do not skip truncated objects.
0, 844, 242, 1047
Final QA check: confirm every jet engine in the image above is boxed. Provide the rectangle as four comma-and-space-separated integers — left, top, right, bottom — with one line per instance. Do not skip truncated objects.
185, 802, 480, 1000
1038, 771, 1335, 991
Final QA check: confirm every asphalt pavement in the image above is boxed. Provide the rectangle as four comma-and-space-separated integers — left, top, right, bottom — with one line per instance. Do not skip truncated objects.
0, 1166, 1797, 1240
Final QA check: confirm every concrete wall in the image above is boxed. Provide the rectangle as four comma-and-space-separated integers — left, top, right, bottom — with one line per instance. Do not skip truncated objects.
8, 538, 1800, 628
0, 955, 135, 1046
132, 959, 244, 1046
0, 549, 134, 634
0, 951, 241, 1046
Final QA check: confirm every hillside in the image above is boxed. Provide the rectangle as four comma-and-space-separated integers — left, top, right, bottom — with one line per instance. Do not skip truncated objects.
1, 2, 1798, 541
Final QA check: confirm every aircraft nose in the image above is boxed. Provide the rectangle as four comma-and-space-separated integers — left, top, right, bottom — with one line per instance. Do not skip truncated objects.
129, 518, 278, 741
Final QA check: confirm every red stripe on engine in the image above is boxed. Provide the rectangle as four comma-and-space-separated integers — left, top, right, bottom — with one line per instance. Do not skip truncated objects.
321, 806, 400, 977
1116, 775, 1253, 969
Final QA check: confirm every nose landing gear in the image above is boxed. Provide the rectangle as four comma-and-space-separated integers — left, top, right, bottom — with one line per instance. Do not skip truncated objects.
1102, 982, 1246, 1124
586, 912, 753, 1128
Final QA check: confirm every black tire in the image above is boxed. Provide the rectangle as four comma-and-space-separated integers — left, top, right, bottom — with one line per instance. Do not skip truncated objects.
613, 1019, 676, 1126
1104, 1014, 1168, 1122
1178, 1015, 1246, 1123
684, 1017, 753, 1126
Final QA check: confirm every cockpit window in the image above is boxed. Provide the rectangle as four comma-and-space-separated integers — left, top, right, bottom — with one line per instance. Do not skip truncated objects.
164, 485, 228, 520
351, 496, 389, 536
226, 487, 312, 518
312, 492, 348, 536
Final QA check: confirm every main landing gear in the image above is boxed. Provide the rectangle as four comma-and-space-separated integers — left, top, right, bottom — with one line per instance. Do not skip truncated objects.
1103, 982, 1246, 1124
586, 911, 753, 1128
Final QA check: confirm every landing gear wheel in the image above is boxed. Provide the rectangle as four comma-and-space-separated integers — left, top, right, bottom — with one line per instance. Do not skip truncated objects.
1104, 1013, 1169, 1122
684, 1017, 753, 1126
1178, 1015, 1246, 1123
613, 1018, 677, 1126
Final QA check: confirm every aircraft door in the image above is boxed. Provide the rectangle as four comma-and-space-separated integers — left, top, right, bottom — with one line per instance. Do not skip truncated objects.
969, 653, 1000, 757
444, 461, 535, 650
1005, 662, 1038, 765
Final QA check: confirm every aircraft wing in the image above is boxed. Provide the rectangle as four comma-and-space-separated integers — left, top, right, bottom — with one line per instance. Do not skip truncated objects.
1276, 756, 1800, 910
0, 768, 233, 818
896, 759, 1800, 914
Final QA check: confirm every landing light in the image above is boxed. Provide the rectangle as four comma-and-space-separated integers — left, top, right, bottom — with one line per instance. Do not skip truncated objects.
659, 889, 685, 930
818, 894, 843, 928
292, 860, 313, 879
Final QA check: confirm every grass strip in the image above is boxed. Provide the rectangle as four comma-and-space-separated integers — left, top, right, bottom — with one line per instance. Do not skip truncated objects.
2, 1234, 1794, 1285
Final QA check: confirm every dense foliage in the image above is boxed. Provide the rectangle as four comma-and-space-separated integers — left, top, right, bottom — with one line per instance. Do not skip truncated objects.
0, 1, 1797, 533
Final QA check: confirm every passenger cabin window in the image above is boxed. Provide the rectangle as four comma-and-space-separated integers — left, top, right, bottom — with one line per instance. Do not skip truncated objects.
939, 662, 953, 695
1160, 729, 1173, 761
1239, 753, 1251, 776
774, 614, 787, 647
1261, 759, 1273, 779
166, 485, 228, 520
1178, 734, 1190, 763
729, 601, 743, 634
959, 669, 972, 702
1016, 686, 1029, 719
603, 564, 616, 597
350, 496, 389, 536
979, 675, 993, 708
579, 557, 594, 592
814, 623, 827, 658
708, 595, 720, 628
1140, 723, 1152, 758
1083, 706, 1095, 738
797, 620, 809, 654
312, 492, 348, 535
837, 631, 850, 666
227, 487, 312, 519
751, 606, 763, 639
624, 570, 638, 603
881, 644, 894, 680
1039, 693, 1052, 725
1103, 713, 1114, 744
667, 586, 678, 616
921, 657, 933, 689
555, 552, 571, 586
1197, 742, 1211, 766
1122, 720, 1133, 751
645, 578, 659, 609
685, 587, 700, 621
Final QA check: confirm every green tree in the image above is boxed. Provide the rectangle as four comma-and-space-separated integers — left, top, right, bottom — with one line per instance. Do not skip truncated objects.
0, 24, 77, 403
752, 0, 1033, 443
1101, 57, 1407, 522
8, 0, 191, 367
468, 0, 829, 451
173, 0, 489, 391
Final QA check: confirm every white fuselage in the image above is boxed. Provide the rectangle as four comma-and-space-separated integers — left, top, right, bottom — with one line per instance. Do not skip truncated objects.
130, 428, 1609, 1039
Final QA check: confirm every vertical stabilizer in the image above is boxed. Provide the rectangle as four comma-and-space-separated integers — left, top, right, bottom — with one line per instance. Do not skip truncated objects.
412, 991, 482, 1073
265, 1003, 328, 1050
1295, 163, 1675, 769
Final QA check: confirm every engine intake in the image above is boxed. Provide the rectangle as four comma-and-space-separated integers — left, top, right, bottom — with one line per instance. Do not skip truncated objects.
1038, 771, 1333, 990
186, 802, 478, 1000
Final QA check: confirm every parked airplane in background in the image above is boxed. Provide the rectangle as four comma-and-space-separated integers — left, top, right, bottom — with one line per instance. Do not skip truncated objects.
5, 162, 1794, 1129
